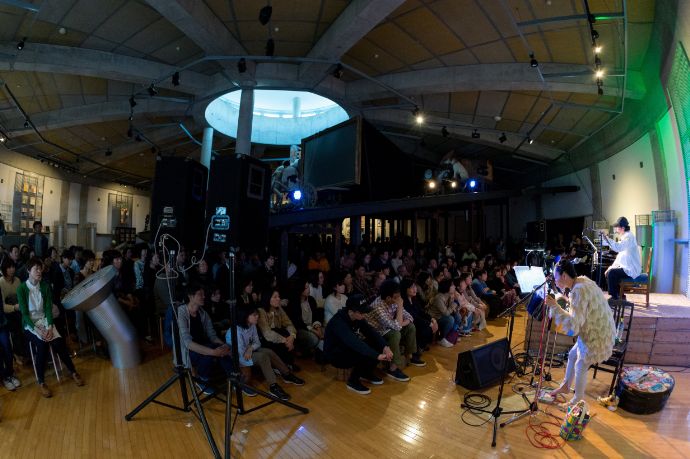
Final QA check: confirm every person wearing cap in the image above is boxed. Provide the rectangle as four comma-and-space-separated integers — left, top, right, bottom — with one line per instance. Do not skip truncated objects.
323, 294, 393, 395
366, 280, 425, 382
601, 217, 641, 300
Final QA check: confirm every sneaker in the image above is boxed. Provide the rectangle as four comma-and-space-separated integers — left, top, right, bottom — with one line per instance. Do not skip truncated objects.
9, 375, 21, 388
195, 380, 216, 396
72, 372, 85, 387
359, 373, 384, 385
346, 380, 371, 395
242, 386, 258, 397
39, 383, 52, 398
439, 338, 454, 348
269, 383, 291, 401
282, 373, 305, 386
409, 356, 427, 367
460, 331, 472, 337
3, 378, 16, 391
386, 368, 411, 382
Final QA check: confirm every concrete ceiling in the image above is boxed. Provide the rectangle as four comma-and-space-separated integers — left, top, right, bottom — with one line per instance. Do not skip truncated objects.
0, 0, 656, 186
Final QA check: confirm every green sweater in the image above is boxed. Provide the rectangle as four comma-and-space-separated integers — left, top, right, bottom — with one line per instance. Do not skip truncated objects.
16, 280, 54, 331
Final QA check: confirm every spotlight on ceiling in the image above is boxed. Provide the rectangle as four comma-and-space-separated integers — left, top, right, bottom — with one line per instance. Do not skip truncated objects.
591, 29, 599, 40
527, 136, 534, 145
332, 63, 344, 79
469, 179, 477, 189
415, 114, 424, 124
105, 148, 113, 157
441, 126, 449, 138
471, 129, 480, 139
595, 69, 604, 78
428, 180, 436, 190
450, 180, 457, 189
598, 86, 604, 96
16, 37, 26, 50
259, 5, 273, 25
172, 71, 180, 86
23, 119, 30, 128
129, 96, 137, 108
147, 84, 158, 97
594, 55, 602, 67
0, 135, 6, 143
265, 38, 275, 56
529, 52, 538, 68
499, 132, 507, 144
237, 58, 247, 73
594, 45, 602, 54
291, 189, 302, 201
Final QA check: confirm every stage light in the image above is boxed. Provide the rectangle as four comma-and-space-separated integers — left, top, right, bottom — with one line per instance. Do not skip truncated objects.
471, 129, 480, 139
469, 179, 476, 189
594, 55, 602, 67
591, 29, 599, 40
450, 180, 457, 189
16, 37, 26, 50
529, 52, 538, 68
0, 136, 5, 143
499, 132, 507, 143
415, 113, 424, 124
237, 58, 247, 73
129, 96, 137, 108
24, 119, 30, 128
291, 189, 302, 201
595, 69, 604, 78
441, 126, 449, 138
172, 71, 180, 86
265, 38, 275, 56
527, 136, 534, 144
332, 63, 344, 79
147, 84, 158, 97
598, 86, 604, 96
594, 45, 602, 54
259, 5, 272, 25
428, 180, 436, 190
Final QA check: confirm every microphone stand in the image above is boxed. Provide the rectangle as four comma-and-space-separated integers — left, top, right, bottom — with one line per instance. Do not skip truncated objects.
461, 279, 547, 448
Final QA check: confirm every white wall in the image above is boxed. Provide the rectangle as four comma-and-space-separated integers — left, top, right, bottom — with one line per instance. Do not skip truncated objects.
598, 133, 659, 229
67, 183, 81, 224
43, 176, 63, 231
542, 168, 593, 218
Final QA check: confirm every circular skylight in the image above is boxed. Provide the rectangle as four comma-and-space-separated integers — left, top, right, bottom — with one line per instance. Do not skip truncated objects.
205, 89, 349, 146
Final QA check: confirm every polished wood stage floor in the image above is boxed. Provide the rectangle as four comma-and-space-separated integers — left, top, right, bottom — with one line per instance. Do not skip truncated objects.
1, 311, 688, 458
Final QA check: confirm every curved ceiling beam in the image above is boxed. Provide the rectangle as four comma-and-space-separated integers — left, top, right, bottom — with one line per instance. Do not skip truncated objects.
0, 42, 212, 94
299, 0, 406, 82
4, 99, 187, 136
363, 108, 564, 162
346, 64, 646, 102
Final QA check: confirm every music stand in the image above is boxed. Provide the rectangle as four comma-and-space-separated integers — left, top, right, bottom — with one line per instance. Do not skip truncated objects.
512, 266, 548, 373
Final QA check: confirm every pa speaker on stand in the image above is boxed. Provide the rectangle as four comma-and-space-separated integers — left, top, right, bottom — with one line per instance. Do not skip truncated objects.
455, 338, 516, 390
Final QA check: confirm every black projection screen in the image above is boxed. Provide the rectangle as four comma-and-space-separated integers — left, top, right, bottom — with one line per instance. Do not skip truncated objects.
301, 117, 360, 188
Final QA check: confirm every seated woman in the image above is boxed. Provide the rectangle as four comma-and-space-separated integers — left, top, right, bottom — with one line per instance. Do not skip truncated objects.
236, 277, 258, 309
428, 279, 463, 347
288, 280, 324, 356
1, 293, 22, 391
0, 259, 28, 364
323, 271, 348, 326
204, 286, 230, 334
177, 283, 233, 396
308, 270, 326, 309
457, 273, 487, 331
228, 305, 304, 401
400, 278, 437, 353
257, 289, 300, 372
17, 257, 84, 398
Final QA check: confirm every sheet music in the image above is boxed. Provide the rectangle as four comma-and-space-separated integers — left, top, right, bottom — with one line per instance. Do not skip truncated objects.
514, 266, 547, 293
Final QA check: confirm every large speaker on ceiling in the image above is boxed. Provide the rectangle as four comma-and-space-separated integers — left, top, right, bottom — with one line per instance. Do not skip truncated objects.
526, 219, 547, 245
455, 338, 516, 390
150, 157, 208, 251
206, 154, 271, 252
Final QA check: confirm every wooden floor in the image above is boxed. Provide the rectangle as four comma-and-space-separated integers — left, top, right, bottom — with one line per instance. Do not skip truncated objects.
1, 311, 689, 459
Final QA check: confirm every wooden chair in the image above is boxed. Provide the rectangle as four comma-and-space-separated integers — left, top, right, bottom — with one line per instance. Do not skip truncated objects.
620, 246, 652, 308
592, 299, 635, 395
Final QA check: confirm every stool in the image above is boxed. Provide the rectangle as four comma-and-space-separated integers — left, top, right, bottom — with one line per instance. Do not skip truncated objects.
29, 340, 63, 383
617, 365, 674, 414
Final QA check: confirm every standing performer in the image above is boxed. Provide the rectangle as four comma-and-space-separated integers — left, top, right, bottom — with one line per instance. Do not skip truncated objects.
545, 260, 616, 407
601, 216, 641, 300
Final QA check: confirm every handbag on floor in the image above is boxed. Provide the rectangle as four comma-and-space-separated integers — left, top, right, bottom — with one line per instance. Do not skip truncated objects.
559, 400, 591, 441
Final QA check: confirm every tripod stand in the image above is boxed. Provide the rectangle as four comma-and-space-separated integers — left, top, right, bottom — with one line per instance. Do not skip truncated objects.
223, 251, 308, 458
460, 280, 547, 448
125, 281, 223, 459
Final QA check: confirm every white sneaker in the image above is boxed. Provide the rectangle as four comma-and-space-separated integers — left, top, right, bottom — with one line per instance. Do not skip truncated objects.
3, 377, 16, 391
439, 338, 454, 348
9, 375, 21, 388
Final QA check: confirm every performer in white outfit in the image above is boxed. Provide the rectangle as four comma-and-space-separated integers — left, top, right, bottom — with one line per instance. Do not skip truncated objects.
602, 216, 641, 300
545, 260, 616, 406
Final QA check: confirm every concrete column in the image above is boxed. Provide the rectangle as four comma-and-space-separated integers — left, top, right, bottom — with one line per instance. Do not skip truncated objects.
236, 88, 255, 156
200, 126, 213, 170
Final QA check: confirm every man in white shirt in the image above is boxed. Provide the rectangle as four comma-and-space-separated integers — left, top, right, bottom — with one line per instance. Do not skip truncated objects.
601, 216, 642, 300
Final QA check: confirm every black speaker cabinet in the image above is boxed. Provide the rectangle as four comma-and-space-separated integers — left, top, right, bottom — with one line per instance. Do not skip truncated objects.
150, 157, 207, 251
206, 154, 271, 252
455, 338, 516, 390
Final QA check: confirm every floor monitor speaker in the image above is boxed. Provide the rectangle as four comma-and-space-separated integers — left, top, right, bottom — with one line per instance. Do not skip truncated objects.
455, 338, 516, 390
150, 157, 207, 251
206, 154, 271, 252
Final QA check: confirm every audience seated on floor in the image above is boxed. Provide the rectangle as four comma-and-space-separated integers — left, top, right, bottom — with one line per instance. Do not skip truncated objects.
400, 278, 437, 354
257, 289, 300, 372
287, 280, 324, 357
